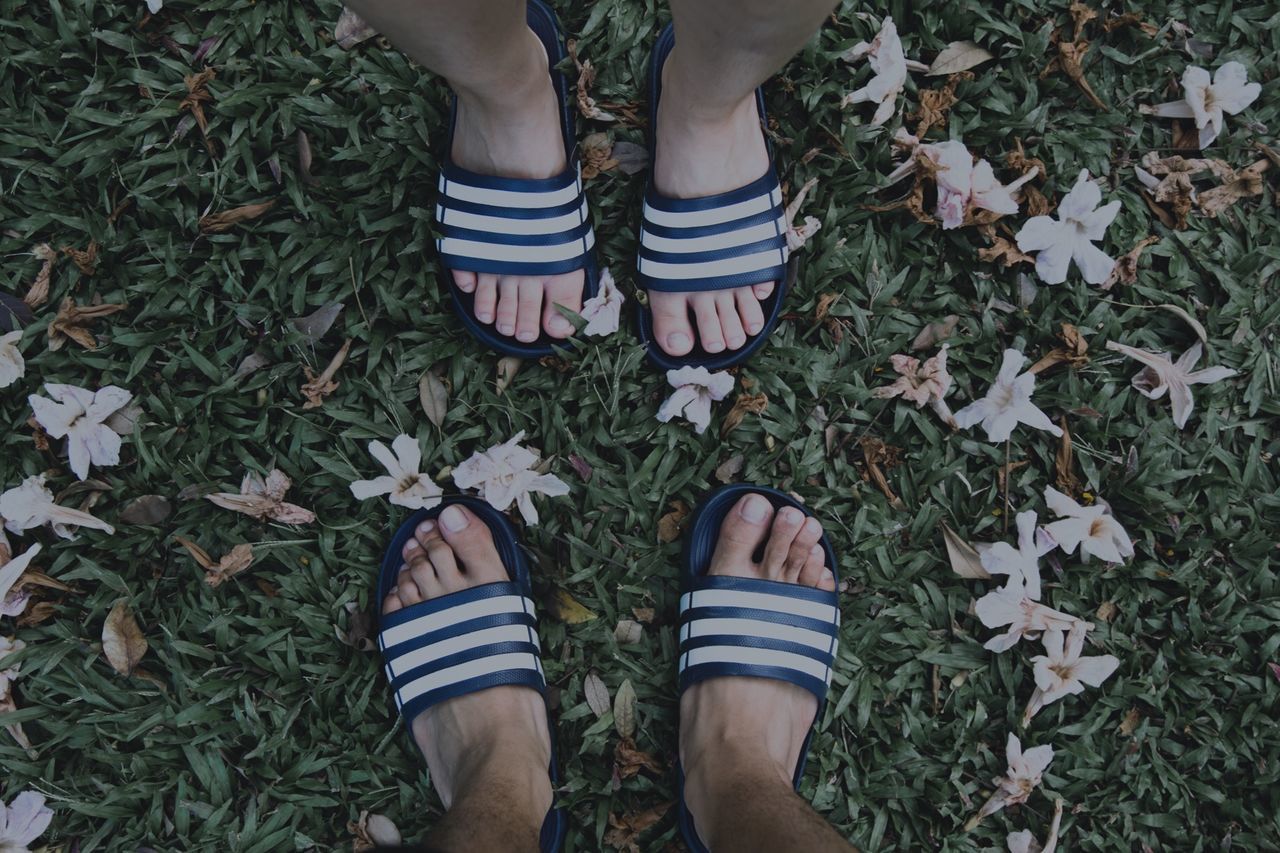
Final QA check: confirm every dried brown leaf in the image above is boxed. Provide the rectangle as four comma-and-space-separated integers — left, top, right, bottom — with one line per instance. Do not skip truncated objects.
604, 802, 672, 853
1096, 600, 1118, 623
61, 240, 100, 276
912, 72, 972, 137
581, 131, 618, 180
335, 7, 378, 50
911, 315, 959, 350
978, 236, 1035, 269
1198, 159, 1269, 217
613, 619, 643, 645
47, 296, 126, 351
1055, 417, 1083, 498
1104, 235, 1160, 289
614, 737, 663, 780
24, 243, 55, 308
720, 392, 768, 438
657, 500, 690, 544
119, 495, 173, 525
713, 452, 744, 484
301, 337, 352, 409
102, 600, 148, 676
1028, 323, 1090, 375
1041, 39, 1108, 111
1118, 707, 1142, 736
198, 200, 276, 234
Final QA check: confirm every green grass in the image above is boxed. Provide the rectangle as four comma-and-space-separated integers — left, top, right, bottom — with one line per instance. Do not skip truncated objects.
2, 0, 1278, 850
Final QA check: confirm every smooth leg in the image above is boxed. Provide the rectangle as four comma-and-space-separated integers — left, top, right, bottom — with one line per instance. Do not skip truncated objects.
648, 0, 838, 357
344, 0, 584, 340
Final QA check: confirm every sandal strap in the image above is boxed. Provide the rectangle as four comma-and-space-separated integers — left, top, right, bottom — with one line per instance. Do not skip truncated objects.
677, 574, 839, 701
436, 160, 596, 277
638, 169, 790, 293
379, 581, 545, 723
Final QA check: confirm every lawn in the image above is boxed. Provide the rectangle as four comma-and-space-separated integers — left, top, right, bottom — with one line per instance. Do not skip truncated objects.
1, 0, 1278, 850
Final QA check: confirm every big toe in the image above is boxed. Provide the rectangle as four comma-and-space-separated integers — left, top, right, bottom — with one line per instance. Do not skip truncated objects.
709, 493, 775, 576
437, 504, 508, 582
543, 271, 583, 339
649, 291, 695, 356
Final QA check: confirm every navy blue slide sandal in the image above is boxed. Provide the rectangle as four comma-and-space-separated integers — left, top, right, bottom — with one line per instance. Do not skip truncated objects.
376, 496, 566, 851
637, 25, 797, 371
676, 484, 841, 852
435, 0, 600, 359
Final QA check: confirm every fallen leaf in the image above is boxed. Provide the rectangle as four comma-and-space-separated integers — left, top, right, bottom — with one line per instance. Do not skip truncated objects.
720, 392, 768, 438
102, 600, 148, 676
495, 356, 522, 395
611, 140, 649, 175
604, 802, 672, 853
179, 68, 216, 141
1103, 12, 1158, 35
567, 453, 593, 482
335, 7, 378, 49
290, 302, 343, 342
928, 41, 994, 76
1041, 37, 1107, 111
1118, 707, 1142, 736
547, 587, 596, 624
613, 619, 643, 645
25, 243, 55, 308
614, 737, 663, 780
418, 369, 449, 428
1028, 323, 1089, 375
613, 678, 637, 738
1096, 600, 1117, 622
198, 200, 276, 234
301, 337, 353, 409
978, 236, 1035, 269
911, 315, 959, 350
631, 607, 654, 624
713, 453, 744, 484
581, 131, 618, 180
47, 297, 126, 351
567, 40, 616, 122
118, 495, 173, 525
337, 601, 375, 652
584, 671, 611, 718
911, 71, 973, 137
656, 500, 690, 544
1054, 418, 1083, 498
859, 437, 905, 510
296, 129, 316, 185
1104, 235, 1160, 289
61, 240, 100, 276
941, 523, 991, 579
173, 536, 257, 588
233, 349, 272, 383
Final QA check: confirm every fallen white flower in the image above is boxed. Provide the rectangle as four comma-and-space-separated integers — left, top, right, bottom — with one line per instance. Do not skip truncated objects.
841, 17, 919, 127
349, 434, 443, 510
0, 330, 25, 389
578, 268, 624, 337
29, 383, 133, 481
0, 474, 115, 539
656, 366, 735, 435
206, 469, 316, 525
145, 0, 163, 13
929, 142, 1037, 229
976, 580, 1083, 653
1043, 485, 1133, 563
1007, 798, 1064, 853
872, 344, 956, 428
453, 431, 569, 525
1106, 341, 1237, 429
954, 349, 1063, 443
784, 177, 822, 251
1147, 62, 1262, 148
1015, 170, 1120, 285
980, 510, 1055, 601
0, 788, 54, 853
968, 733, 1055, 828
1023, 621, 1120, 725
0, 543, 41, 619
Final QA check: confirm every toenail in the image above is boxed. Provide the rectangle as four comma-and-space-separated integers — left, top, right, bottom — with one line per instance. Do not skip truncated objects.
477, 311, 492, 322
417, 520, 436, 536
404, 539, 421, 552
498, 323, 515, 335
440, 504, 468, 532
668, 332, 691, 351
746, 322, 762, 334
782, 508, 804, 526
740, 494, 769, 523
549, 315, 572, 333
517, 330, 537, 342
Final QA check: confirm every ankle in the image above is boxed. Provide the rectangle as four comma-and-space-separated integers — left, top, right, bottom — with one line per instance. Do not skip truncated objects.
685, 758, 794, 849
660, 51, 759, 124
451, 27, 552, 114
449, 736, 552, 815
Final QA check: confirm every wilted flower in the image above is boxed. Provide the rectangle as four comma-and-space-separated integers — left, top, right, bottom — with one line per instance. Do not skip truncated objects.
206, 469, 316, 524
0, 474, 115, 539
784, 177, 822, 251
1023, 621, 1120, 725
1043, 486, 1133, 563
349, 434, 443, 510
28, 383, 133, 481
1016, 170, 1120, 285
841, 17, 914, 126
955, 350, 1063, 443
0, 789, 54, 853
1007, 798, 1064, 853
967, 733, 1055, 829
0, 543, 41, 619
656, 366, 735, 435
579, 269, 624, 337
1106, 341, 1237, 428
873, 344, 956, 427
927, 142, 1038, 229
452, 431, 570, 525
1147, 62, 1262, 148
0, 331, 25, 389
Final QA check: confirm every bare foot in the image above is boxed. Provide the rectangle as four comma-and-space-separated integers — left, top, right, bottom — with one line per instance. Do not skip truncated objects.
381, 504, 553, 825
679, 494, 836, 838
649, 52, 778, 357
447, 27, 586, 342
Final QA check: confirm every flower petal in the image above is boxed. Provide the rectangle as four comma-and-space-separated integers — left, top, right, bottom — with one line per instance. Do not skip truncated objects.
350, 475, 397, 500
1015, 216, 1062, 252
